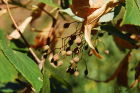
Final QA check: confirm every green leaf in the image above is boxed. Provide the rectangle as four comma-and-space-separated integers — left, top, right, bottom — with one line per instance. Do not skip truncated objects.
122, 0, 140, 26
46, 61, 72, 89
0, 30, 43, 92
0, 50, 17, 83
40, 62, 50, 93
38, 0, 59, 7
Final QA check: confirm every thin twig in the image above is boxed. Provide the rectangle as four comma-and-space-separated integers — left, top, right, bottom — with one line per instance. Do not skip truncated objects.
3, 0, 42, 68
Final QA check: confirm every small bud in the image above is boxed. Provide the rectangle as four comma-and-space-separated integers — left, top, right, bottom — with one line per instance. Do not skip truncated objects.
61, 51, 66, 56
70, 60, 74, 64
74, 71, 79, 77
66, 51, 72, 56
43, 45, 50, 51
31, 5, 38, 10
73, 56, 80, 63
104, 50, 109, 55
63, 23, 70, 28
74, 37, 82, 44
130, 35, 136, 39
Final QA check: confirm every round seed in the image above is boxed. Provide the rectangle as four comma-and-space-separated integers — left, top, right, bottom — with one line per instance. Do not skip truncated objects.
74, 37, 82, 44
61, 51, 66, 56
73, 56, 80, 63
66, 51, 72, 56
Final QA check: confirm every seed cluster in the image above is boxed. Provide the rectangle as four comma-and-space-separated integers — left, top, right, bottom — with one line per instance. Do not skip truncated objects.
40, 22, 107, 76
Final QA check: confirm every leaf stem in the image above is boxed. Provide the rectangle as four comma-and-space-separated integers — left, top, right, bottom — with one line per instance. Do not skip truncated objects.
3, 0, 43, 69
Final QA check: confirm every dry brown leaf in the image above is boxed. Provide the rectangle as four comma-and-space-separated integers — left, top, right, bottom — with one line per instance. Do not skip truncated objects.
129, 79, 139, 88
32, 21, 52, 49
114, 36, 137, 49
105, 51, 131, 82
116, 19, 140, 35
30, 3, 46, 24
71, 0, 117, 58
83, 0, 116, 58
86, 1, 110, 25
129, 62, 140, 88
117, 55, 129, 87
71, 0, 105, 18
71, 0, 90, 18
8, 16, 32, 40
32, 10, 61, 49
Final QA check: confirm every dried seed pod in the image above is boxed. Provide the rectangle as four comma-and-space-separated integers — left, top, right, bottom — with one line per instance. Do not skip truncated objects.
46, 37, 51, 45
84, 45, 88, 50
53, 54, 59, 61
66, 51, 72, 56
61, 50, 66, 56
74, 71, 79, 77
84, 69, 88, 76
68, 39, 74, 45
51, 58, 54, 63
98, 33, 104, 37
73, 56, 80, 63
63, 23, 70, 28
74, 36, 82, 44
53, 61, 58, 66
66, 47, 71, 51
66, 67, 75, 74
42, 53, 48, 58
70, 35, 76, 40
73, 47, 79, 54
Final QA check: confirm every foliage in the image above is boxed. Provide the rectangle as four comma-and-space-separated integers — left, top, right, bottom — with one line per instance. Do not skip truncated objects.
0, 0, 140, 93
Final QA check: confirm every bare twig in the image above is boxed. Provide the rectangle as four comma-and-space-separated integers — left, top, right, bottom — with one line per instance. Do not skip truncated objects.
3, 0, 43, 69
